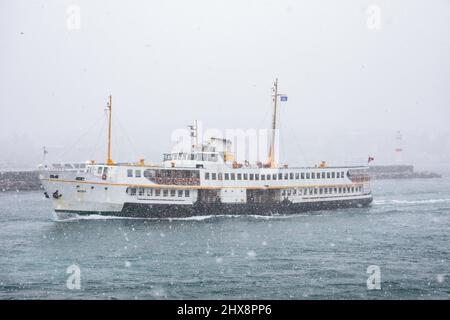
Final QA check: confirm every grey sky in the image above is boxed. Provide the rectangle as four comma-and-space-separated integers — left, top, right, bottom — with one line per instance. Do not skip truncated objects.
1, 0, 449, 170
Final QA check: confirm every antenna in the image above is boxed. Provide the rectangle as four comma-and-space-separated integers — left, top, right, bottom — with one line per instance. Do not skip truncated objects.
43, 146, 48, 162
106, 95, 114, 165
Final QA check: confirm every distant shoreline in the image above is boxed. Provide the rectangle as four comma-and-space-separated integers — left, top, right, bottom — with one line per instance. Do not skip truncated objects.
0, 171, 42, 192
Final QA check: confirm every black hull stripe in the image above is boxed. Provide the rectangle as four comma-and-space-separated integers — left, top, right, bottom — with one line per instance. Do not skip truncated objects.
55, 197, 373, 218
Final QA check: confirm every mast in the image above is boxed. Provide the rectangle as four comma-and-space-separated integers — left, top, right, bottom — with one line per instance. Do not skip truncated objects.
106, 95, 113, 165
267, 78, 279, 168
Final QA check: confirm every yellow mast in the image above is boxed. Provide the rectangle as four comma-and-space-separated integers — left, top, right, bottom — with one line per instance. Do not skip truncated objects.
267, 78, 279, 168
106, 95, 114, 165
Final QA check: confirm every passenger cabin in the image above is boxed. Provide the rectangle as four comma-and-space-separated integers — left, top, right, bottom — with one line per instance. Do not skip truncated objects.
162, 152, 224, 169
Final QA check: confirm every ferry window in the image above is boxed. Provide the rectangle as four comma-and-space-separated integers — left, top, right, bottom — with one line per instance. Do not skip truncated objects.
334, 188, 337, 193
322, 172, 325, 179
225, 173, 229, 180
272, 174, 277, 180
324, 188, 328, 194
218, 173, 223, 180
170, 189, 176, 197
144, 169, 155, 179
301, 173, 305, 179
295, 173, 299, 179
127, 169, 133, 177
279, 173, 283, 180
130, 188, 136, 196
282, 190, 286, 196
341, 172, 344, 178
293, 189, 296, 195
261, 174, 265, 180
327, 172, 330, 179
163, 189, 168, 197
237, 173, 242, 180
231, 173, 236, 180
97, 167, 102, 174
138, 188, 144, 196
309, 188, 313, 195
185, 190, 190, 197
332, 172, 335, 179
314, 188, 318, 194
249, 174, 254, 180
306, 173, 310, 179
255, 174, 259, 180
178, 190, 183, 197
155, 189, 161, 196
190, 154, 195, 160
343, 188, 346, 193
147, 189, 153, 196
287, 189, 291, 196
212, 173, 217, 180
244, 174, 248, 180
135, 170, 141, 178
351, 187, 355, 193
205, 172, 210, 180
312, 172, 315, 179
284, 173, 288, 179
289, 173, 293, 179
267, 174, 271, 180
319, 188, 323, 194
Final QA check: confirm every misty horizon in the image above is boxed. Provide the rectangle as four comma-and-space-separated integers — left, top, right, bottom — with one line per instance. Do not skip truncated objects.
1, 0, 449, 170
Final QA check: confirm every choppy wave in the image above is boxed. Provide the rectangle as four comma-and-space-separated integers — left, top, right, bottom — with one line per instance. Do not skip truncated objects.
53, 213, 309, 222
374, 198, 450, 205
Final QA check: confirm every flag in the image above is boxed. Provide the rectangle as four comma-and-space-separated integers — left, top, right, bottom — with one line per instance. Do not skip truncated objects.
368, 156, 374, 163
280, 95, 288, 102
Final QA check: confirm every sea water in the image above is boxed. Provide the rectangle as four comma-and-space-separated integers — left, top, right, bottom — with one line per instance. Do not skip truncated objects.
0, 177, 449, 299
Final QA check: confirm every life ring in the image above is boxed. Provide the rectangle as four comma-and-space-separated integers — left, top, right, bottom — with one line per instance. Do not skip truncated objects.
102, 174, 107, 180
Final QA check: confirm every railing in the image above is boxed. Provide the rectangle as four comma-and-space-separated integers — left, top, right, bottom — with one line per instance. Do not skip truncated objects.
38, 163, 88, 173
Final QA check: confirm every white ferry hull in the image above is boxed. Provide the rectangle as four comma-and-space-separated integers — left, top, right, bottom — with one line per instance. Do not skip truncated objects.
40, 169, 372, 219
39, 84, 374, 220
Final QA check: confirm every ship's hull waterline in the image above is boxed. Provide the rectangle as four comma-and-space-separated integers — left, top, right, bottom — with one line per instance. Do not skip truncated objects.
54, 196, 373, 219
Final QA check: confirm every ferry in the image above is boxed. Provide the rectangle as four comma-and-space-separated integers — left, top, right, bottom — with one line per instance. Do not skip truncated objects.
39, 80, 373, 218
